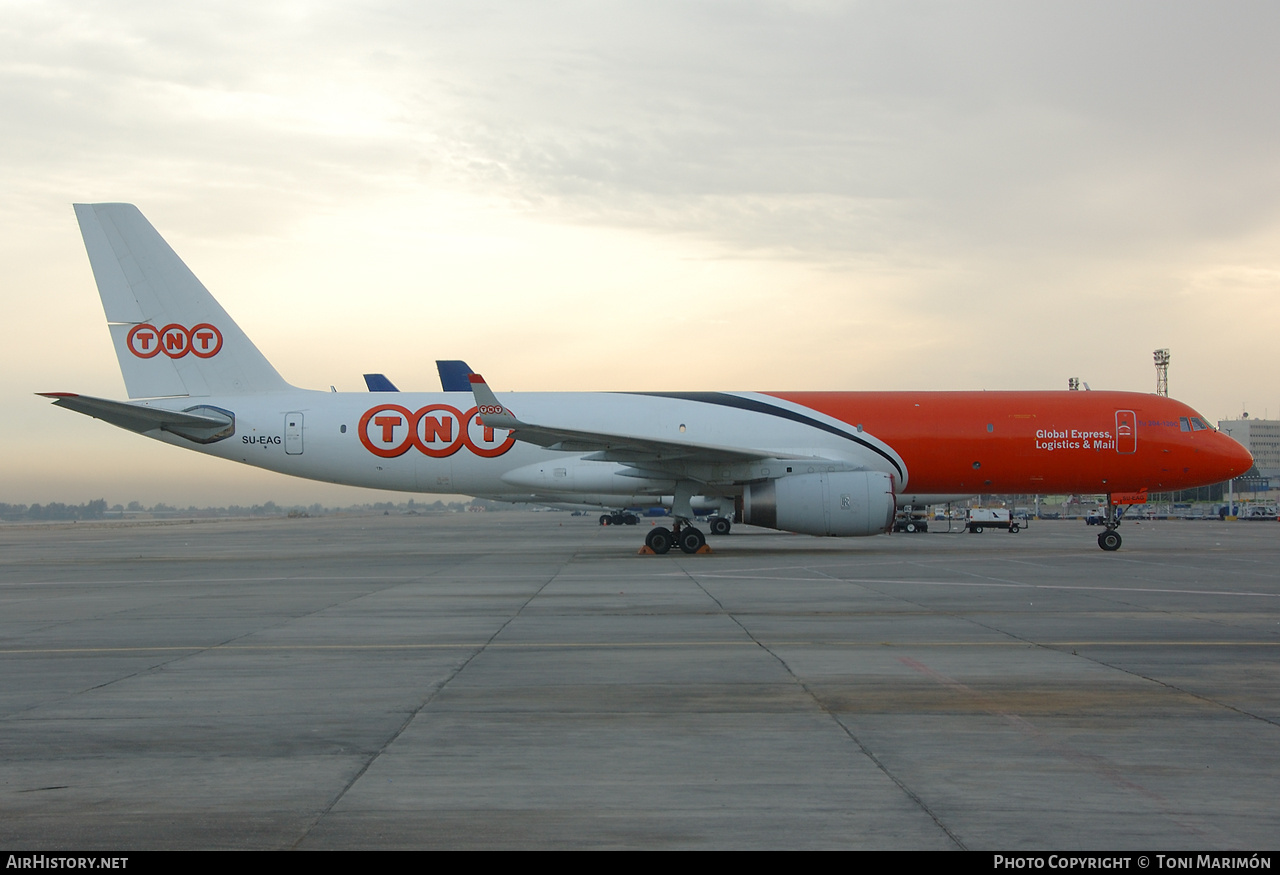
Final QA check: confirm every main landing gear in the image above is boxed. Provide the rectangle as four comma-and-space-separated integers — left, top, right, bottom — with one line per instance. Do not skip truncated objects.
599, 512, 639, 526
640, 482, 715, 554
1096, 495, 1125, 552
643, 521, 707, 555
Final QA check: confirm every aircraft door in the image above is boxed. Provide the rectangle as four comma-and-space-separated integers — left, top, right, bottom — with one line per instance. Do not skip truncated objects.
285, 413, 304, 455
1115, 410, 1136, 454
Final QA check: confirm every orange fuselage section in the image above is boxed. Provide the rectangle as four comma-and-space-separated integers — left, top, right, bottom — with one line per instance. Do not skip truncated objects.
769, 390, 1253, 495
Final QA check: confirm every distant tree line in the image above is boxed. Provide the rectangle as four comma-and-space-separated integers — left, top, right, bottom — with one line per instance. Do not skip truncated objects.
0, 497, 513, 521
0, 499, 108, 521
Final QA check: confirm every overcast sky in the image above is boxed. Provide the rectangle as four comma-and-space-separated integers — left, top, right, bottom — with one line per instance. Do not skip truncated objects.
4, 1, 1279, 505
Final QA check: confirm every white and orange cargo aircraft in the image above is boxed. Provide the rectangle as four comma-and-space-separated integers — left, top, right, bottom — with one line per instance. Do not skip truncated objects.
43, 204, 1253, 553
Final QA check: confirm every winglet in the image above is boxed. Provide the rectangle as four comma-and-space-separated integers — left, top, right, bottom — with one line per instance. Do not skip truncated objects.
468, 374, 520, 429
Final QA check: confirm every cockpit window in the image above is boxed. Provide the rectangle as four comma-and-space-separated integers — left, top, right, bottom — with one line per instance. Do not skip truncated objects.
1179, 417, 1191, 432
1190, 417, 1212, 431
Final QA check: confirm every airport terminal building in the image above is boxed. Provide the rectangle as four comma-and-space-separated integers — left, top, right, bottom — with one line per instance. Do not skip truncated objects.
1217, 417, 1279, 495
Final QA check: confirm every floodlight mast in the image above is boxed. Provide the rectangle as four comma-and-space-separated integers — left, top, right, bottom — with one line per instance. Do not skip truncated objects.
1154, 349, 1170, 397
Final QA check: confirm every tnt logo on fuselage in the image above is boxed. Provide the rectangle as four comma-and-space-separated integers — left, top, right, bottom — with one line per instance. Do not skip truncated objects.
359, 404, 516, 459
127, 323, 223, 359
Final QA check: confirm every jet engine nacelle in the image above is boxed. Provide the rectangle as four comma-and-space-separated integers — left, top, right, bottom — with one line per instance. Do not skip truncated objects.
741, 471, 895, 537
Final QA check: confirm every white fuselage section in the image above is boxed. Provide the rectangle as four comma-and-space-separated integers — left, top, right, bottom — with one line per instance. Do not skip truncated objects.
136, 389, 906, 502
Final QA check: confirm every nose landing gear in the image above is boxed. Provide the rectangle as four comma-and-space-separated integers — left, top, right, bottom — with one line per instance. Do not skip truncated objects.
1096, 495, 1126, 551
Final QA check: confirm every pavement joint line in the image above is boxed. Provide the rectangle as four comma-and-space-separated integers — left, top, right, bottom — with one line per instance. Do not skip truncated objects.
850, 565, 1234, 845
845, 563, 1185, 841
687, 562, 968, 850
4, 518, 1279, 848
4, 639, 1280, 656
291, 556, 569, 850
799, 565, 969, 849
887, 568, 1280, 736
896, 655, 1231, 845
709, 575, 1280, 599
1063, 648, 1280, 731
0, 597, 361, 722
2, 575, 438, 586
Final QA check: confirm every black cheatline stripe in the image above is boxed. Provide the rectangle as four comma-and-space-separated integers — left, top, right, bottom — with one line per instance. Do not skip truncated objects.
622, 391, 904, 480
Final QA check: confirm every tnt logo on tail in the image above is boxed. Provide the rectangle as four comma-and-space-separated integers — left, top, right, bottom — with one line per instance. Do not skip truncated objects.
127, 323, 223, 359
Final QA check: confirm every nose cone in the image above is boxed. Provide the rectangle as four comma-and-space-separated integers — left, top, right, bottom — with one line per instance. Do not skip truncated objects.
1214, 432, 1255, 480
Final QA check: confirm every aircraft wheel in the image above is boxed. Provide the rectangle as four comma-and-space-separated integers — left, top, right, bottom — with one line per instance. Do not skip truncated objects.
1098, 530, 1122, 551
710, 517, 731, 536
599, 514, 611, 526
623, 513, 638, 525
646, 527, 673, 555
678, 527, 706, 554
905, 522, 916, 533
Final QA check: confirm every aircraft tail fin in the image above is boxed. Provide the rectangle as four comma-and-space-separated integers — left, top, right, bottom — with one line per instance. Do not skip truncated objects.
74, 203, 293, 398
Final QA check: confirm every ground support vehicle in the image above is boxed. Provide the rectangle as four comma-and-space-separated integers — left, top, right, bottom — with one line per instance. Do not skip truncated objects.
893, 506, 930, 533
967, 508, 1021, 534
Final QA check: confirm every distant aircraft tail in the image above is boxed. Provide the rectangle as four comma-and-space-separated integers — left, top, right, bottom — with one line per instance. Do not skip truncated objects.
436, 360, 475, 392
74, 203, 293, 398
363, 373, 400, 392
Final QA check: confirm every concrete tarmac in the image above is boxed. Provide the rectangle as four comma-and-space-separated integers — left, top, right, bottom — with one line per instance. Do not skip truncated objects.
1, 513, 1277, 850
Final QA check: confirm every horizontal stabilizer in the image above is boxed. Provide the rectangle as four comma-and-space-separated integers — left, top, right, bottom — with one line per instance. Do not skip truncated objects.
39, 393, 235, 444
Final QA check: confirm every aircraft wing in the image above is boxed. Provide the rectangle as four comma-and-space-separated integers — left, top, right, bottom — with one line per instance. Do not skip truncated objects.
468, 374, 824, 466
